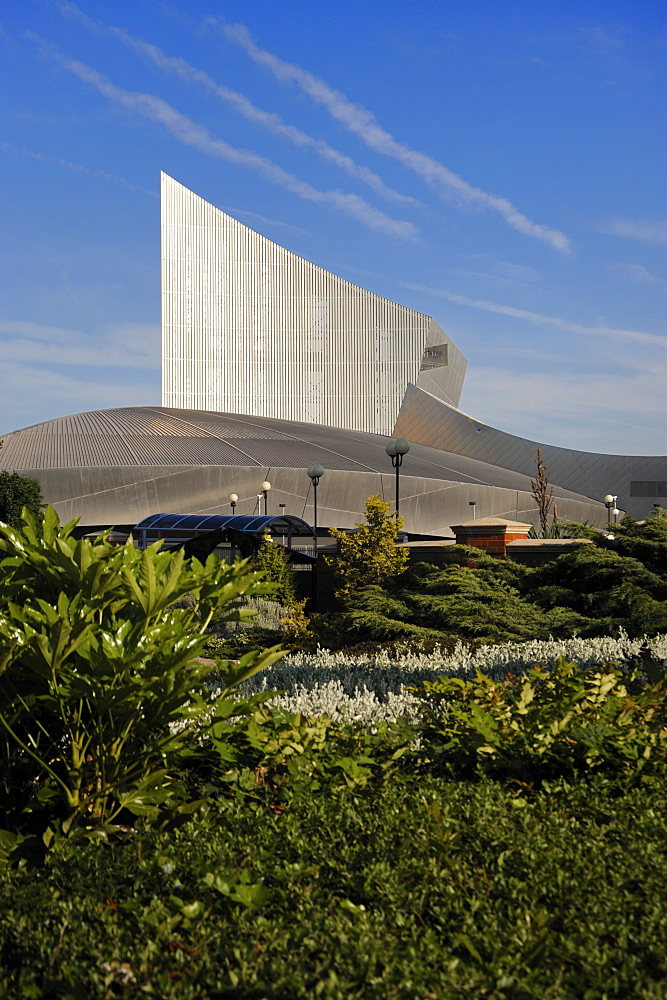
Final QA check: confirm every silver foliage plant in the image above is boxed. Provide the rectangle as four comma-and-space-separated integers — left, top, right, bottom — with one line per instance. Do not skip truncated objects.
215, 631, 667, 726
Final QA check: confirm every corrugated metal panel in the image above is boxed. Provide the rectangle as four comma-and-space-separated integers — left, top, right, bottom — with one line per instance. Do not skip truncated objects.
159, 409, 292, 440
20, 463, 609, 536
160, 173, 467, 435
394, 383, 667, 519
1, 405, 605, 497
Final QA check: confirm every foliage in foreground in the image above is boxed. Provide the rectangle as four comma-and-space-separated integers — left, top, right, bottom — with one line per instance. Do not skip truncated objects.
1, 768, 666, 999
0, 508, 284, 847
415, 657, 667, 782
2, 506, 667, 995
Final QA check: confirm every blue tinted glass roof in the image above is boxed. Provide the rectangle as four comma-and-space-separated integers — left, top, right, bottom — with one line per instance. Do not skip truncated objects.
133, 513, 313, 536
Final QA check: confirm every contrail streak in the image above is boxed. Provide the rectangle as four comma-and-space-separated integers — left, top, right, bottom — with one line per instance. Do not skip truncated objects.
47, 48, 419, 240
110, 28, 422, 208
403, 283, 667, 347
217, 20, 572, 254
55, 2, 420, 206
0, 141, 156, 196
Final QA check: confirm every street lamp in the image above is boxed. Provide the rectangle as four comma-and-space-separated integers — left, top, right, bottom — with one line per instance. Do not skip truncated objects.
260, 481, 271, 516
229, 493, 238, 514
604, 494, 619, 524
307, 464, 325, 538
468, 500, 477, 520
385, 438, 410, 515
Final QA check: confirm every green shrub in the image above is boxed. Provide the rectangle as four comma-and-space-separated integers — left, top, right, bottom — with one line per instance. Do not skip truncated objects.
327, 495, 409, 602
333, 527, 667, 646
1, 770, 666, 998
0, 468, 44, 530
527, 544, 667, 636
336, 556, 593, 646
414, 657, 667, 782
250, 537, 296, 606
0, 508, 284, 849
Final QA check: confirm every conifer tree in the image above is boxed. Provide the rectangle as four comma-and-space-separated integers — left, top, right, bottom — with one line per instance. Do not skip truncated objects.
327, 494, 409, 602
0, 468, 44, 529
250, 536, 296, 607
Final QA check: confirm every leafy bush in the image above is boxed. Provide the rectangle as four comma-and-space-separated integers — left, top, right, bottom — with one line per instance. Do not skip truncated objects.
528, 544, 667, 636
330, 518, 667, 646
415, 657, 667, 782
333, 552, 592, 646
1, 769, 666, 998
0, 469, 43, 529
250, 537, 296, 606
0, 508, 284, 848
610, 506, 667, 577
568, 506, 667, 578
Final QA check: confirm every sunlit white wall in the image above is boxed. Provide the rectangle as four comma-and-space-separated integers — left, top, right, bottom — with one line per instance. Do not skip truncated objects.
161, 173, 465, 435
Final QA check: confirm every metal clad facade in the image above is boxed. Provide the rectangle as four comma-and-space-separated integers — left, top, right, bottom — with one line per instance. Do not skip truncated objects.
393, 383, 667, 519
0, 405, 610, 533
161, 173, 465, 435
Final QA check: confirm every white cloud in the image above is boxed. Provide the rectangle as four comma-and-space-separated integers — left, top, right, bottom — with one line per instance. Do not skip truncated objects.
108, 27, 421, 208
69, 58, 418, 241
56, 3, 420, 207
461, 365, 667, 453
606, 262, 664, 287
215, 19, 573, 253
33, 38, 419, 241
443, 258, 542, 289
599, 217, 667, 245
0, 319, 160, 369
402, 283, 667, 347
492, 261, 542, 283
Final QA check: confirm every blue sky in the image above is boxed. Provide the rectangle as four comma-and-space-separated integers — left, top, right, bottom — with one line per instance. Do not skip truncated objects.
1, 0, 665, 453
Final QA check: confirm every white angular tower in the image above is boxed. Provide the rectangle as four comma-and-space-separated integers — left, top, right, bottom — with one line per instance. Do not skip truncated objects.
161, 173, 467, 434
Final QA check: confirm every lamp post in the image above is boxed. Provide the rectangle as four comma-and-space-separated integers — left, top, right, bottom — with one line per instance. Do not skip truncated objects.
604, 494, 619, 524
385, 438, 410, 516
307, 464, 325, 538
468, 500, 477, 520
260, 481, 271, 516
229, 493, 238, 514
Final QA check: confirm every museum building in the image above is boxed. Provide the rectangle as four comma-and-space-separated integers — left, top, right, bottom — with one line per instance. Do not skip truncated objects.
0, 174, 664, 534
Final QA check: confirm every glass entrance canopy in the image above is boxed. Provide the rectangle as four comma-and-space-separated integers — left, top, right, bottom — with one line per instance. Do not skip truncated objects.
133, 512, 314, 553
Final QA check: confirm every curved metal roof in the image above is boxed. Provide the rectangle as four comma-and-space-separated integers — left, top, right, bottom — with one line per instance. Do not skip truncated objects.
0, 404, 583, 496
134, 512, 313, 536
0, 405, 609, 534
394, 383, 667, 519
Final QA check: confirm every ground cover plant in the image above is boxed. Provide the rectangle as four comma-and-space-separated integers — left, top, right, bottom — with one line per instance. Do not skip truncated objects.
2, 761, 666, 997
235, 631, 667, 724
1, 508, 667, 997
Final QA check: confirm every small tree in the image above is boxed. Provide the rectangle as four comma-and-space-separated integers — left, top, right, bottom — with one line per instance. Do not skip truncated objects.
0, 470, 44, 529
251, 536, 296, 607
531, 449, 557, 537
327, 494, 409, 602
